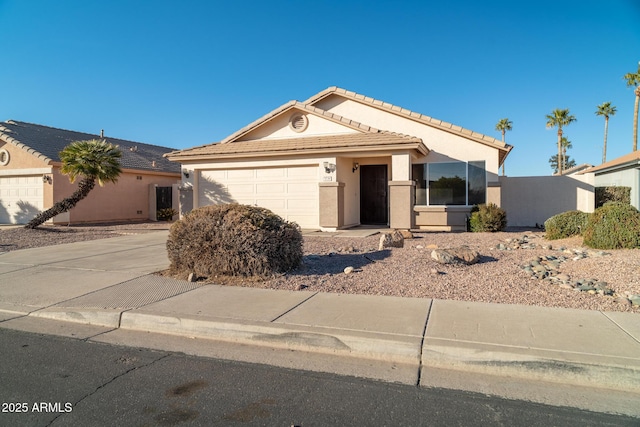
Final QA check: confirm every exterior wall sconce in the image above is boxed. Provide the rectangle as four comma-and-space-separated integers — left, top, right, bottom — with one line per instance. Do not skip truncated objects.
352, 162, 359, 173
42, 175, 52, 184
182, 169, 190, 179
323, 162, 336, 173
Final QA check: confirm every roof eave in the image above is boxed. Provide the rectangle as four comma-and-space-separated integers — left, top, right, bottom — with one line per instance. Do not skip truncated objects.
165, 142, 428, 163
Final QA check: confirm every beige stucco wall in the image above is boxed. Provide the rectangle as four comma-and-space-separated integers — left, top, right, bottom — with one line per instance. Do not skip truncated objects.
499, 174, 594, 227
313, 96, 502, 178
51, 169, 180, 224
0, 140, 51, 170
238, 111, 358, 141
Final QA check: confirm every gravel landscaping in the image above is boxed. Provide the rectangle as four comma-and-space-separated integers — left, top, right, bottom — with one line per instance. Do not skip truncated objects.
1, 223, 638, 313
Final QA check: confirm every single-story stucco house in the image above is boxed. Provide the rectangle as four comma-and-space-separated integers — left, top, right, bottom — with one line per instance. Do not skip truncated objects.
165, 87, 513, 231
0, 120, 181, 224
583, 150, 640, 210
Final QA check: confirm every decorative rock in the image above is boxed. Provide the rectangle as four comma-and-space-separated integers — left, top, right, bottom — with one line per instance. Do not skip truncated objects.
431, 246, 480, 265
397, 230, 414, 239
429, 268, 440, 275
630, 296, 640, 307
187, 272, 197, 282
295, 284, 308, 291
426, 244, 438, 249
615, 296, 632, 306
343, 266, 354, 275
379, 231, 404, 250
416, 245, 424, 249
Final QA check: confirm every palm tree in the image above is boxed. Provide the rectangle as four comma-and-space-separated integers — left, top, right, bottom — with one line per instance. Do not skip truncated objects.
25, 140, 122, 229
545, 108, 576, 175
595, 102, 616, 163
623, 62, 640, 151
549, 137, 575, 174
495, 118, 512, 176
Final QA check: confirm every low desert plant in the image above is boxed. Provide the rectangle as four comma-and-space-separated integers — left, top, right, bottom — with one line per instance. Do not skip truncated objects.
166, 204, 303, 278
157, 208, 177, 221
595, 186, 631, 208
583, 202, 640, 249
469, 203, 507, 232
543, 210, 590, 240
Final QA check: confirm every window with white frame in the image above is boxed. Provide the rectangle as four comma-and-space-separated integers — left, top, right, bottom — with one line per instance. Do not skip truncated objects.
412, 161, 486, 206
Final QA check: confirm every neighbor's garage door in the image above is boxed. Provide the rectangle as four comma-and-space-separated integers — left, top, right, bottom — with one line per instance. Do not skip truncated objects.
0, 175, 44, 224
199, 166, 319, 228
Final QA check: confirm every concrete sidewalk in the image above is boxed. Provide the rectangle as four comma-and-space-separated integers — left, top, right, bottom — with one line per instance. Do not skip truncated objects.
1, 231, 639, 415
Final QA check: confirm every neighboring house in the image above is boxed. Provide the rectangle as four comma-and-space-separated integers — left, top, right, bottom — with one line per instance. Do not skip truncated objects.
165, 87, 512, 231
0, 120, 181, 224
583, 151, 640, 210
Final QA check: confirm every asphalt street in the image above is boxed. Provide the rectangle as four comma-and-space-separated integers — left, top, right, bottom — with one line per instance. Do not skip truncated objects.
0, 328, 636, 427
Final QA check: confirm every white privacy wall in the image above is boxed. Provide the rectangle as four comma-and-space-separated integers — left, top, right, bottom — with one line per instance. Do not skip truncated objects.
499, 174, 595, 227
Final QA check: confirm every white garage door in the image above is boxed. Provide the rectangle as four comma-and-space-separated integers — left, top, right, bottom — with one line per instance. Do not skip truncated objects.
0, 175, 44, 224
199, 166, 319, 228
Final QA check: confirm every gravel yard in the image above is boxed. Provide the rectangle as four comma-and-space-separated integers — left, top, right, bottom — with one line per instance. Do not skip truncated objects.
1, 223, 638, 313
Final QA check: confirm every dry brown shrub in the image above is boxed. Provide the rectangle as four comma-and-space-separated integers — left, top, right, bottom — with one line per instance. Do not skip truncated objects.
167, 204, 302, 278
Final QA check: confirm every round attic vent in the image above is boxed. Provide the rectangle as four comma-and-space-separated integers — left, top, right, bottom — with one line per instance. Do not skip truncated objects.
0, 149, 9, 166
289, 114, 308, 133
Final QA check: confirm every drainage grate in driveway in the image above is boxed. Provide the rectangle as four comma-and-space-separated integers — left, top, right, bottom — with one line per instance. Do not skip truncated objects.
54, 275, 201, 310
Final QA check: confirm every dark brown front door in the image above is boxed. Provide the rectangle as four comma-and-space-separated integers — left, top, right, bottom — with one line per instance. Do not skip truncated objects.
360, 165, 388, 224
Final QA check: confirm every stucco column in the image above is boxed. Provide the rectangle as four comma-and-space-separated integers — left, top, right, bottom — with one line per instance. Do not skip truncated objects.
319, 182, 344, 230
388, 180, 415, 229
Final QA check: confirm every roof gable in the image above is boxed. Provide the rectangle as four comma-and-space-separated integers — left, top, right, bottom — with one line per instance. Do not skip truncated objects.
304, 86, 512, 164
220, 101, 380, 144
0, 120, 180, 174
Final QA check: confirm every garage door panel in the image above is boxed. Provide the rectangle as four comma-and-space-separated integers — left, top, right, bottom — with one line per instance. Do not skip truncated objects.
256, 168, 285, 178
228, 169, 255, 179
0, 175, 43, 224
198, 166, 319, 228
257, 183, 285, 193
226, 183, 254, 194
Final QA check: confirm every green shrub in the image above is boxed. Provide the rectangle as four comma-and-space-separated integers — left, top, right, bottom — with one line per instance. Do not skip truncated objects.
595, 186, 631, 208
544, 210, 590, 240
583, 202, 640, 249
469, 203, 507, 232
157, 208, 177, 221
167, 204, 303, 278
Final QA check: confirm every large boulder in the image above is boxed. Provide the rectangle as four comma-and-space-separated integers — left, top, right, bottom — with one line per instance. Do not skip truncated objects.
379, 230, 405, 250
431, 246, 480, 265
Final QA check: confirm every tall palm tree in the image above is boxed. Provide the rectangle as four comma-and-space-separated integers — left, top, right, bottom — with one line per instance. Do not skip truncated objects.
25, 140, 122, 229
495, 118, 512, 176
595, 102, 616, 163
545, 108, 576, 175
623, 62, 640, 151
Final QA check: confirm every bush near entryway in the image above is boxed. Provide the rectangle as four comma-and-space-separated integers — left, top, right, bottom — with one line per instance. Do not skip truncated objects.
583, 202, 640, 249
544, 210, 590, 240
469, 203, 507, 232
166, 204, 303, 278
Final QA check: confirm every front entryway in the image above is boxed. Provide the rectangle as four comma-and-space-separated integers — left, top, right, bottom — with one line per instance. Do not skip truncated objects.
360, 165, 388, 225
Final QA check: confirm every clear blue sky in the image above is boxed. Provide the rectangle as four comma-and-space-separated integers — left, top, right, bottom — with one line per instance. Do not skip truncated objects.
1, 0, 639, 176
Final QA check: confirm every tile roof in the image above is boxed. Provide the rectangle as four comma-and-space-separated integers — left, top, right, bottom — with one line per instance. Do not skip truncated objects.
582, 151, 640, 174
0, 120, 180, 174
166, 131, 427, 161
304, 86, 513, 164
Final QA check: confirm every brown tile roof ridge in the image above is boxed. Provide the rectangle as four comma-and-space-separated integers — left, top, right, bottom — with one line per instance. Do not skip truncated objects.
582, 151, 640, 174
304, 86, 511, 152
217, 100, 381, 144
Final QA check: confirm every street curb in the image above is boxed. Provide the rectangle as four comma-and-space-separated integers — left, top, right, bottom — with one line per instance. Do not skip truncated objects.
421, 339, 640, 393
30, 308, 123, 328
119, 310, 423, 365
